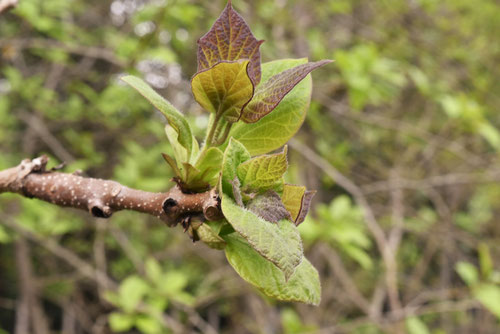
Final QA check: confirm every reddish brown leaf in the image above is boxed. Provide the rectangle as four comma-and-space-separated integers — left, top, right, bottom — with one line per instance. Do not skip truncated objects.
197, 0, 264, 85
241, 60, 332, 123
247, 190, 292, 223
295, 190, 316, 226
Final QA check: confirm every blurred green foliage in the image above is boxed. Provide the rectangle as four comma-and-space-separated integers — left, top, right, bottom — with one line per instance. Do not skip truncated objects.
1, 0, 500, 333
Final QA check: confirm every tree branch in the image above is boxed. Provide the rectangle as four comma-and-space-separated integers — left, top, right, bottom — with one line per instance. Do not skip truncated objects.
0, 156, 222, 227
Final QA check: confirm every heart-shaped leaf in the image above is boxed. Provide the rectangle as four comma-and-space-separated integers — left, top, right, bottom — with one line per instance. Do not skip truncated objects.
121, 75, 193, 156
197, 0, 264, 85
191, 60, 254, 123
224, 234, 320, 305
241, 60, 332, 123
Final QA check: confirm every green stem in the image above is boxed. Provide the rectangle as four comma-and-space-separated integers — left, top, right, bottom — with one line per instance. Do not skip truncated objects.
204, 113, 221, 148
214, 122, 233, 146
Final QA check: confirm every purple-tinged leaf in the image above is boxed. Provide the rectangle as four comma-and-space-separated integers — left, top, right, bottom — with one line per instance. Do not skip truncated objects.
295, 190, 316, 226
241, 60, 332, 123
247, 191, 292, 224
197, 0, 264, 85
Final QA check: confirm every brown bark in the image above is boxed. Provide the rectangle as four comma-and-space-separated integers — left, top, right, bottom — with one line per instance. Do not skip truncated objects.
0, 156, 222, 227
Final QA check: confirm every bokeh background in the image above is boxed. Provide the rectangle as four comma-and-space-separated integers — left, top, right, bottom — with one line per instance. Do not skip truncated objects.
1, 0, 500, 333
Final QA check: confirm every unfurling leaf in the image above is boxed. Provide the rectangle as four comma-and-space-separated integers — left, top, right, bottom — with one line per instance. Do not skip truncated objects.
281, 184, 306, 221
230, 177, 244, 207
281, 184, 316, 226
197, 0, 264, 85
183, 147, 223, 191
237, 146, 288, 191
295, 190, 316, 226
196, 222, 226, 250
241, 60, 332, 123
228, 59, 313, 155
247, 191, 292, 223
221, 194, 303, 280
221, 138, 251, 195
121, 75, 193, 155
191, 60, 254, 122
224, 234, 320, 305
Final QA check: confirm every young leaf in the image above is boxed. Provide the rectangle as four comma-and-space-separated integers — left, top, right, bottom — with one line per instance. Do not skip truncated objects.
197, 0, 264, 85
280, 184, 316, 226
228, 59, 313, 155
246, 191, 292, 223
196, 223, 226, 250
241, 60, 332, 123
193, 147, 223, 184
121, 75, 193, 155
165, 125, 188, 167
191, 60, 254, 122
224, 234, 320, 305
221, 193, 303, 280
221, 138, 251, 195
161, 152, 182, 179
295, 190, 316, 226
237, 146, 288, 191
281, 184, 306, 222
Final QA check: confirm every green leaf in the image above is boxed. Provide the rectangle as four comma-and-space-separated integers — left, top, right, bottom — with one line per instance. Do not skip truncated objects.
241, 60, 332, 123
118, 275, 149, 313
224, 234, 320, 305
221, 138, 251, 196
135, 315, 163, 334
478, 243, 493, 278
108, 312, 134, 332
189, 147, 224, 187
161, 152, 182, 179
405, 316, 430, 334
191, 60, 254, 122
196, 223, 226, 250
121, 75, 193, 155
165, 125, 188, 167
281, 184, 306, 222
145, 258, 163, 284
197, 0, 264, 85
456, 261, 479, 286
474, 284, 500, 319
221, 194, 303, 280
281, 184, 316, 226
237, 146, 288, 191
228, 59, 312, 155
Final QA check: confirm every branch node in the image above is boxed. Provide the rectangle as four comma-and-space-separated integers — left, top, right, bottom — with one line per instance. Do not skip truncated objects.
162, 198, 178, 213
88, 199, 112, 218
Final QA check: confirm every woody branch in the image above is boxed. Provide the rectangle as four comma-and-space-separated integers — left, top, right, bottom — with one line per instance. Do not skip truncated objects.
0, 156, 222, 227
